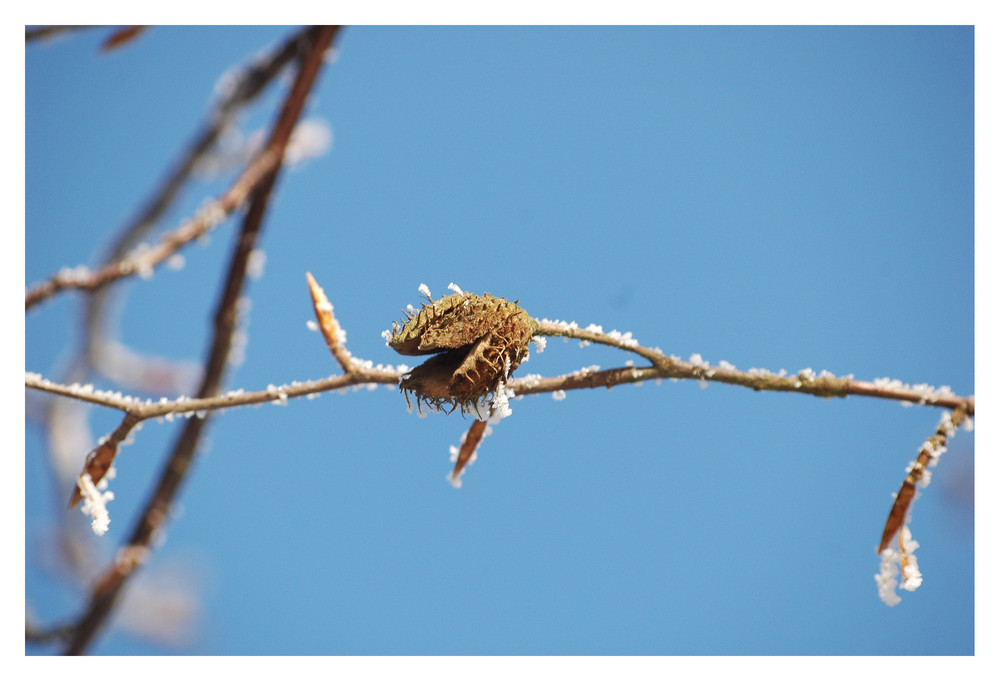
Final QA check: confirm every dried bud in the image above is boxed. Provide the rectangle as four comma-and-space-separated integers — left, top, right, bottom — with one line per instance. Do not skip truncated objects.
387, 291, 538, 413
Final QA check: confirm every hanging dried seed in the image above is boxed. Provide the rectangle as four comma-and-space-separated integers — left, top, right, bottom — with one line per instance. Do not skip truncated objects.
387, 291, 538, 413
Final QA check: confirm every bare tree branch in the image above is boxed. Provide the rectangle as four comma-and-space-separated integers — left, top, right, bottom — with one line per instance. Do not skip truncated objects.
528, 320, 974, 412
60, 26, 342, 655
24, 26, 314, 312
24, 26, 973, 651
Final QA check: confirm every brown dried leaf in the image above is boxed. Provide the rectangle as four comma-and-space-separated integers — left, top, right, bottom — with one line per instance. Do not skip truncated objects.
877, 482, 916, 554
68, 440, 118, 509
451, 419, 488, 483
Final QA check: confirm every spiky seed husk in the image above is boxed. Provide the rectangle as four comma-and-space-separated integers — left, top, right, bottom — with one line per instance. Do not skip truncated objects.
388, 292, 537, 413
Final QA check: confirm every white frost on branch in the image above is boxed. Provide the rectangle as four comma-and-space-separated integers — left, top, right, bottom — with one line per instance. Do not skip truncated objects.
875, 549, 903, 607
56, 264, 93, 285
871, 377, 958, 407
875, 526, 922, 606
606, 329, 638, 347
284, 118, 333, 166
78, 470, 116, 536
688, 353, 710, 370
246, 248, 267, 280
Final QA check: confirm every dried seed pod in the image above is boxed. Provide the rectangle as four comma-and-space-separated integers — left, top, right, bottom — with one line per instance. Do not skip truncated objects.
387, 291, 538, 413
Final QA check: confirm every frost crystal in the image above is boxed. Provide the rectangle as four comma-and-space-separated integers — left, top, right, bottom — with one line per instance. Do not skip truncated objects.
285, 118, 333, 166
876, 526, 923, 605
78, 472, 114, 536
247, 249, 267, 280
607, 329, 638, 347
875, 549, 903, 607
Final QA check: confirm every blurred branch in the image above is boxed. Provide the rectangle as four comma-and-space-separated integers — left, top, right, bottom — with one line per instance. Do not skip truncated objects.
26, 617, 75, 644
25, 26, 96, 43
100, 26, 148, 51
60, 25, 341, 656
24, 26, 316, 312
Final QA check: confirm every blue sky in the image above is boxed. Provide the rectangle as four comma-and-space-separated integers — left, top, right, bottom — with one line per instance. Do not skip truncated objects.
24, 26, 974, 656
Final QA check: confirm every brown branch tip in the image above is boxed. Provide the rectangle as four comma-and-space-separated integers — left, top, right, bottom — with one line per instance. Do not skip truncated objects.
874, 406, 972, 606
306, 272, 355, 373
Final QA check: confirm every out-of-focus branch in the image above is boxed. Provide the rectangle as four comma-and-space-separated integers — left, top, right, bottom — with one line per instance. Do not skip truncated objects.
25, 26, 315, 313
26, 31, 322, 559
25, 26, 95, 43
61, 26, 341, 656
26, 617, 75, 644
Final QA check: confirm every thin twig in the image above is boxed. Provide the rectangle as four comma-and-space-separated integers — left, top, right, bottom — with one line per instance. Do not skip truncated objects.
531, 320, 974, 412
27, 328, 973, 422
26, 368, 400, 418
26, 309, 974, 448
877, 405, 972, 554
306, 272, 357, 373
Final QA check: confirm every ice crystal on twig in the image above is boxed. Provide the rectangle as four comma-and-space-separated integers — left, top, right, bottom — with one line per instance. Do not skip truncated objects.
77, 471, 115, 536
